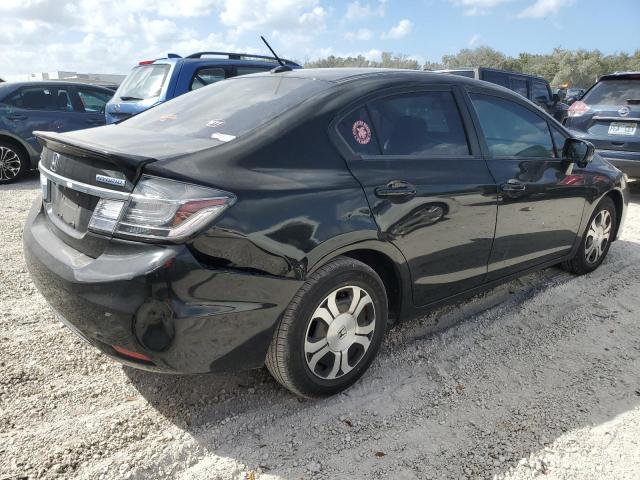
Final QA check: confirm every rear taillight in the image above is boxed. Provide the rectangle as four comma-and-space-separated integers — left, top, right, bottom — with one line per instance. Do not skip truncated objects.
88, 175, 235, 242
568, 100, 590, 117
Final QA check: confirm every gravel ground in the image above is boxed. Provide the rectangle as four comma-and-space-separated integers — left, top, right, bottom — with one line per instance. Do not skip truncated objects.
1, 173, 639, 480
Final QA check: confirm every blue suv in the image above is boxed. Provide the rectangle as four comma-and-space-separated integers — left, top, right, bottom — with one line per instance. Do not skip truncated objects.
105, 52, 301, 124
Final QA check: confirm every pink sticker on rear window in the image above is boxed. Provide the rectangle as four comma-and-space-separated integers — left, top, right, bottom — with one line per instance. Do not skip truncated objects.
352, 120, 372, 145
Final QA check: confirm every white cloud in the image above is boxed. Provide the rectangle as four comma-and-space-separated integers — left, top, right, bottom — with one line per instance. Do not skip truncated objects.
344, 28, 373, 41
517, 0, 575, 18
381, 19, 412, 40
468, 33, 482, 46
219, 0, 326, 35
345, 0, 386, 20
450, 0, 511, 16
0, 0, 330, 76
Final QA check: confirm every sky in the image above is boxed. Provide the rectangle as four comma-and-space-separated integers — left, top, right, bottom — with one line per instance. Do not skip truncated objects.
1, 0, 639, 77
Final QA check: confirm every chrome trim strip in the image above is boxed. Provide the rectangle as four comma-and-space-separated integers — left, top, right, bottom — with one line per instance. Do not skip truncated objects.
39, 164, 130, 200
592, 116, 640, 122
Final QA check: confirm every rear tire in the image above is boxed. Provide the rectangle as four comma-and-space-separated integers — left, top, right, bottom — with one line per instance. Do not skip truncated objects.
0, 140, 27, 184
562, 196, 616, 275
266, 256, 387, 398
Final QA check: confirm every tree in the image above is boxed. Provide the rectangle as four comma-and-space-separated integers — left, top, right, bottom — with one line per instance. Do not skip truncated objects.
305, 52, 418, 70
305, 47, 640, 88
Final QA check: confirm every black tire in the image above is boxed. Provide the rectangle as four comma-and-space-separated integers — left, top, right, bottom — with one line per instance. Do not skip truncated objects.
0, 140, 28, 184
562, 196, 616, 275
266, 256, 388, 398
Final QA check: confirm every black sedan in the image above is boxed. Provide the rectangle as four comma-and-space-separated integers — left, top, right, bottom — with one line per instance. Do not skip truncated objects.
24, 68, 629, 398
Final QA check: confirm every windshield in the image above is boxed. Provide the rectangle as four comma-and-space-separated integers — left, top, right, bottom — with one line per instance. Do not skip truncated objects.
583, 79, 640, 105
122, 75, 332, 143
117, 64, 170, 101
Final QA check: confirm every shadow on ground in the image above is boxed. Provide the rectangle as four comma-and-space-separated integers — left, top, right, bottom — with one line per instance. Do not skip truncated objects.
125, 239, 640, 477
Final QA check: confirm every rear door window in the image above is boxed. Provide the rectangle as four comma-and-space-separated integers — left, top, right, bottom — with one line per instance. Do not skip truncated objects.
337, 106, 380, 156
470, 93, 554, 158
4, 86, 73, 112
583, 79, 640, 105
190, 67, 227, 91
366, 91, 470, 156
482, 70, 509, 88
509, 77, 529, 98
117, 64, 170, 101
532, 81, 551, 103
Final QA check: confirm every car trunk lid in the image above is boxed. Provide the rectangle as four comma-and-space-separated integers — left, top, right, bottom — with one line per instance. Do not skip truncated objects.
576, 105, 640, 152
35, 128, 216, 257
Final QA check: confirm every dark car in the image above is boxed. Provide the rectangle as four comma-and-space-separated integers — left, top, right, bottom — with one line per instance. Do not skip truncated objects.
434, 67, 569, 122
564, 72, 640, 178
105, 51, 301, 124
0, 81, 113, 183
24, 69, 628, 398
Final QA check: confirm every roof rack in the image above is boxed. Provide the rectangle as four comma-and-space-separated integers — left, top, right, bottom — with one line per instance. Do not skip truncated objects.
185, 51, 299, 66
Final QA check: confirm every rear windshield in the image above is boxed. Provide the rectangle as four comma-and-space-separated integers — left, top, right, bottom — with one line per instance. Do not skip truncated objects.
122, 76, 331, 142
117, 64, 170, 101
583, 79, 640, 105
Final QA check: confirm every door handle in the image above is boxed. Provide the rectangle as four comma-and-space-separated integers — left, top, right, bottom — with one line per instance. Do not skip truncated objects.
375, 180, 417, 199
7, 114, 27, 121
86, 119, 104, 125
500, 180, 526, 192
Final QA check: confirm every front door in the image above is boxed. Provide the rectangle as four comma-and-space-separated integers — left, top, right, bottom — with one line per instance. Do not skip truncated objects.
466, 90, 585, 279
337, 87, 497, 307
71, 86, 111, 131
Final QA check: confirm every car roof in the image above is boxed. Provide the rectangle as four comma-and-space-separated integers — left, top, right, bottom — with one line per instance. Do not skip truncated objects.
433, 67, 549, 83
0, 81, 114, 91
237, 67, 493, 87
149, 54, 300, 68
598, 72, 640, 81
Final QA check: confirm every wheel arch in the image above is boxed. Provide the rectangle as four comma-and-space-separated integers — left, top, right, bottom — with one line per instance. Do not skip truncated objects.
307, 241, 411, 323
0, 133, 33, 166
605, 188, 624, 241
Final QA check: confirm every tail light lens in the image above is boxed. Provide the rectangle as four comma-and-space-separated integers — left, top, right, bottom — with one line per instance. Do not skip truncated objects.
89, 175, 235, 242
568, 100, 590, 118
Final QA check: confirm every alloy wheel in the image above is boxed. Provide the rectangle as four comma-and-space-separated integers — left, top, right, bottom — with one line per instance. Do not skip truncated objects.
585, 209, 612, 264
304, 285, 376, 380
0, 146, 21, 181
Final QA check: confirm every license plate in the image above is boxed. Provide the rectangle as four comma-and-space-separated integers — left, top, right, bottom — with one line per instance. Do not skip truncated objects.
608, 122, 637, 136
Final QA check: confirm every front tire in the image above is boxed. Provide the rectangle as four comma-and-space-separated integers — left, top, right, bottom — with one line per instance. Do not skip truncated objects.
562, 196, 616, 275
266, 256, 387, 398
0, 141, 27, 184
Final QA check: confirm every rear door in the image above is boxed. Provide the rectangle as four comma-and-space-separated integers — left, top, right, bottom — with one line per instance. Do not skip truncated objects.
1, 85, 77, 154
531, 79, 554, 115
336, 86, 498, 307
465, 89, 585, 279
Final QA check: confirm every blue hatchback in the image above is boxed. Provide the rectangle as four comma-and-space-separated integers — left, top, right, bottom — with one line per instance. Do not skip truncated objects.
105, 52, 301, 124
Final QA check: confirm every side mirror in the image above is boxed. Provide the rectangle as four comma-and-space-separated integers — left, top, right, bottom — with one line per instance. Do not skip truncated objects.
552, 93, 560, 103
563, 138, 595, 168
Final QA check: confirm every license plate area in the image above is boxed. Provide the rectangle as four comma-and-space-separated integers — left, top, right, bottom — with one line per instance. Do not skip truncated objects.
50, 182, 99, 233
608, 122, 637, 136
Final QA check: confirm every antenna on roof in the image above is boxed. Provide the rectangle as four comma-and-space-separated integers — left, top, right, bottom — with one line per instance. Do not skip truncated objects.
261, 36, 292, 73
